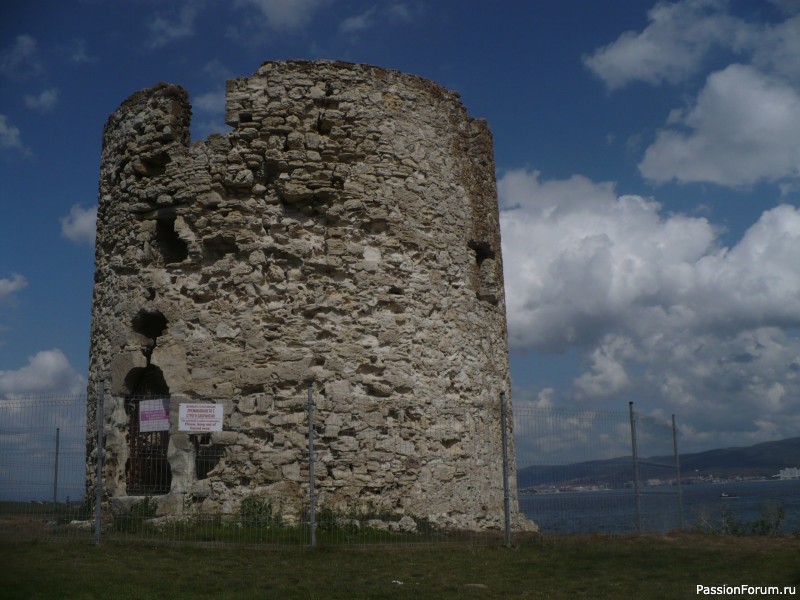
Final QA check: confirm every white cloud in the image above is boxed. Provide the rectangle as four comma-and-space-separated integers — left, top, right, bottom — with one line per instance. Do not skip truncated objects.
768, 0, 800, 16
204, 59, 234, 81
191, 90, 228, 137
192, 90, 226, 113
60, 205, 97, 246
340, 6, 378, 35
586, 1, 800, 188
0, 349, 85, 397
574, 338, 633, 398
66, 38, 95, 64
500, 169, 800, 350
750, 14, 800, 81
148, 5, 200, 48
338, 4, 415, 36
0, 274, 27, 303
235, 0, 327, 30
499, 169, 800, 450
0, 34, 41, 77
499, 169, 718, 351
639, 64, 800, 185
583, 0, 744, 89
0, 115, 24, 152
585, 0, 800, 90
387, 3, 413, 22
24, 88, 59, 113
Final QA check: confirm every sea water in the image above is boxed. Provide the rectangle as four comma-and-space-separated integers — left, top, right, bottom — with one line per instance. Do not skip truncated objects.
520, 479, 800, 534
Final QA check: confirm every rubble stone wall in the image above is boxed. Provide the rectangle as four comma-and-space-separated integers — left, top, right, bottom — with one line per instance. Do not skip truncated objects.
87, 60, 521, 530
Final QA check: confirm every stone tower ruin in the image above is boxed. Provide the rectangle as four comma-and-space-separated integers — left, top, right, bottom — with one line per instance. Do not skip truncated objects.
87, 60, 521, 531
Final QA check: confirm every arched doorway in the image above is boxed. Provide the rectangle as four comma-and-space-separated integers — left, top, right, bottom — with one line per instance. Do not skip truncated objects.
125, 365, 172, 495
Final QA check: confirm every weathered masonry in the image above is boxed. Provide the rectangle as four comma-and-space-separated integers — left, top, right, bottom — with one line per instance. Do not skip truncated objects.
87, 59, 526, 531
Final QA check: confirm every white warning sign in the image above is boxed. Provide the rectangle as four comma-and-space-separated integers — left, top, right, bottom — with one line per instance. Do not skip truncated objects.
178, 403, 223, 432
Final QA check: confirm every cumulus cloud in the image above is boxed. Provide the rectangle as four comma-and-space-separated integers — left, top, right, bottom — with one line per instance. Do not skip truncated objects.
66, 38, 95, 64
148, 5, 200, 48
0, 274, 27, 303
338, 4, 415, 36
0, 115, 25, 152
586, 1, 800, 188
190, 90, 228, 138
24, 88, 59, 113
499, 169, 800, 450
768, 0, 800, 16
499, 169, 718, 351
0, 349, 85, 397
203, 59, 234, 81
339, 7, 378, 34
0, 34, 41, 78
192, 90, 226, 113
583, 0, 744, 89
640, 65, 800, 185
387, 3, 414, 22
60, 205, 97, 246
500, 169, 800, 348
235, 0, 327, 30
750, 14, 800, 82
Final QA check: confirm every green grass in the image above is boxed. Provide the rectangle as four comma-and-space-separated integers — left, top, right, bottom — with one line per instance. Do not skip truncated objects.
2, 533, 799, 599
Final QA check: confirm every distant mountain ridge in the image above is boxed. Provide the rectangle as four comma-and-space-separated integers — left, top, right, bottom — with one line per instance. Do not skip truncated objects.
518, 436, 800, 488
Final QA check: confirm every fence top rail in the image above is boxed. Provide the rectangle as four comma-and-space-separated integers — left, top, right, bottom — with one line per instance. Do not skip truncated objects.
513, 406, 631, 418
514, 405, 677, 430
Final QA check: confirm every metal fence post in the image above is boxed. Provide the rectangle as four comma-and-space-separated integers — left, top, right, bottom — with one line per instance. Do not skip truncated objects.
500, 391, 511, 547
672, 414, 685, 529
94, 380, 105, 544
307, 380, 316, 547
628, 401, 642, 534
52, 427, 60, 518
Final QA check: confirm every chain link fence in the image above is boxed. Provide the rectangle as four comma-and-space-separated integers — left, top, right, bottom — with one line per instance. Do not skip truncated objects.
0, 395, 91, 540
6, 390, 795, 545
514, 403, 685, 534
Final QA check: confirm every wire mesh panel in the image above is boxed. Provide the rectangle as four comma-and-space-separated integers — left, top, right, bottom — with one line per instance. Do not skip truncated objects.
101, 390, 510, 547
513, 404, 687, 534
514, 406, 638, 533
0, 396, 92, 541
633, 412, 684, 532
300, 399, 507, 546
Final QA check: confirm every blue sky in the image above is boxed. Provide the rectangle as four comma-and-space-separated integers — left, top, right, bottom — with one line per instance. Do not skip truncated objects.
2, 0, 800, 460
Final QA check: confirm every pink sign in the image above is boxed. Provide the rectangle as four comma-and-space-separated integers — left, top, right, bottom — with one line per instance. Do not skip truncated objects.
139, 398, 170, 432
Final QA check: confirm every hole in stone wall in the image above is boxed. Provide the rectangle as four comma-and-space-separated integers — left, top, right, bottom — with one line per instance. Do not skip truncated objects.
264, 159, 282, 185
131, 309, 168, 341
316, 112, 333, 135
192, 433, 223, 480
239, 111, 253, 123
132, 309, 167, 364
468, 240, 495, 265
139, 152, 171, 177
203, 235, 239, 261
363, 219, 388, 234
240, 383, 265, 395
155, 216, 189, 264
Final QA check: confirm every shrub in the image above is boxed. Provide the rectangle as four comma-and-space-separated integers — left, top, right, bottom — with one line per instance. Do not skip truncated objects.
113, 497, 157, 533
239, 496, 279, 529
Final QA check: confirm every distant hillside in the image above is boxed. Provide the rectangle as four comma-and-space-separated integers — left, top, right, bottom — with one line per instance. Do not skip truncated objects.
518, 436, 800, 488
